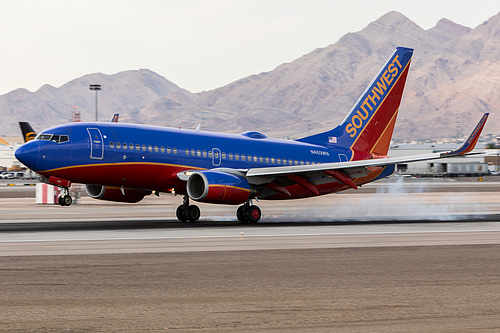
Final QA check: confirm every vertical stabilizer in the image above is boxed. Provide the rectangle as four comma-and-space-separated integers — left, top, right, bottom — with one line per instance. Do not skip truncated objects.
297, 47, 413, 157
19, 122, 37, 142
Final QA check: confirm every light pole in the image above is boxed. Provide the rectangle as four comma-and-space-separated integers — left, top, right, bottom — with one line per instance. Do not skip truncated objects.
89, 84, 101, 121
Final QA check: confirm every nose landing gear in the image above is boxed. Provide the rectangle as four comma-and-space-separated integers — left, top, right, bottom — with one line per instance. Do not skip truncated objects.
58, 187, 73, 206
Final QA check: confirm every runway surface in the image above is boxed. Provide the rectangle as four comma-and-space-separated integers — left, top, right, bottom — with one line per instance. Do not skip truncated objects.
2, 179, 500, 332
3, 220, 500, 256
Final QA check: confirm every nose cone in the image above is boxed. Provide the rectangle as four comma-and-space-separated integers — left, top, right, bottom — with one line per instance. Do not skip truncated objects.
15, 141, 39, 170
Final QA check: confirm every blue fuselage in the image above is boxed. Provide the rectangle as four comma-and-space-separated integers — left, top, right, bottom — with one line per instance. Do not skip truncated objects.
15, 122, 392, 198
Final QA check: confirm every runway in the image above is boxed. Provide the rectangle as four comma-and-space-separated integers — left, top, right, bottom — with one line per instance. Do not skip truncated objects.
2, 179, 500, 332
3, 220, 500, 256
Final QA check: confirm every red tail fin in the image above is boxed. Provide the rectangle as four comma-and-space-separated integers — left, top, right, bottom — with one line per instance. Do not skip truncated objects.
297, 47, 413, 157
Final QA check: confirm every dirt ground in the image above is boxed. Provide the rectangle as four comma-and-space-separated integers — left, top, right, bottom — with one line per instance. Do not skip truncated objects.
2, 246, 500, 332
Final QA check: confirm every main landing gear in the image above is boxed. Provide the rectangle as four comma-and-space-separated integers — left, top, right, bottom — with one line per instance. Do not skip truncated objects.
58, 187, 73, 206
237, 201, 261, 223
174, 196, 262, 223
176, 196, 201, 222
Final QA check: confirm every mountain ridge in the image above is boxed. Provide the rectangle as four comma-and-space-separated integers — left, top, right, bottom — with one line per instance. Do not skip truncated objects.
1, 11, 500, 143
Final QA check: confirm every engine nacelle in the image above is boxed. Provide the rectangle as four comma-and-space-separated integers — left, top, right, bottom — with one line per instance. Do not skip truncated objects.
85, 184, 147, 203
187, 171, 251, 205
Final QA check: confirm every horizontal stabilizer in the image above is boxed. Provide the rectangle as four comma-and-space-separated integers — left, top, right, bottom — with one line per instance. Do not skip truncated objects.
440, 113, 489, 157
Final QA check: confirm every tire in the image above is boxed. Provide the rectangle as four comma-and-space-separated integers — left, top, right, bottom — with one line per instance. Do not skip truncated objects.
176, 205, 188, 222
58, 195, 65, 206
246, 205, 261, 223
63, 195, 73, 206
187, 205, 201, 222
237, 206, 248, 223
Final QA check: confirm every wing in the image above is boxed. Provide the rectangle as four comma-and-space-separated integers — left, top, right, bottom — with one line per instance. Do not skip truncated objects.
177, 113, 488, 198
244, 113, 489, 193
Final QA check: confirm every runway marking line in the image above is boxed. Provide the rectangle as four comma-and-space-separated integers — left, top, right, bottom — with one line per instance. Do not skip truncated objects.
2, 229, 500, 243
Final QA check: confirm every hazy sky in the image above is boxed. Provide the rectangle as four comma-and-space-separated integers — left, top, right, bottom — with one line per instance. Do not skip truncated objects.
1, 0, 500, 95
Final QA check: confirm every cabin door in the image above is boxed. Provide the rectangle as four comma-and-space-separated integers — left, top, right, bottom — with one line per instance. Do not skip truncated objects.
87, 128, 104, 159
212, 148, 221, 166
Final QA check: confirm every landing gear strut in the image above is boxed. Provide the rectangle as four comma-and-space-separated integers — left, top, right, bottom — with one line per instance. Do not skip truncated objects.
237, 201, 261, 223
176, 195, 201, 222
58, 187, 73, 206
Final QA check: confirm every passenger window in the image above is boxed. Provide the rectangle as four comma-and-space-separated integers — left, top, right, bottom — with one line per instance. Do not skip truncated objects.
117, 142, 122, 149
123, 143, 127, 150
208, 151, 213, 158
129, 144, 133, 150
135, 144, 140, 151
289, 160, 293, 165
277, 158, 281, 165
203, 150, 207, 157
300, 161, 304, 165
295, 160, 299, 165
235, 154, 239, 161
229, 153, 233, 160
161, 147, 165, 153
142, 145, 147, 151
259, 157, 264, 163
253, 156, 258, 162
173, 148, 177, 154
154, 146, 159, 153
191, 149, 196, 156
148, 145, 153, 152
222, 152, 226, 159
241, 154, 246, 161
110, 142, 115, 148
197, 150, 201, 157
265, 157, 269, 163
271, 158, 275, 164
185, 149, 189, 155
166, 147, 171, 153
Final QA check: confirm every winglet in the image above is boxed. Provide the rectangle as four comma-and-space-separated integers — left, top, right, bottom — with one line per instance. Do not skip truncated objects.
441, 113, 489, 157
110, 114, 119, 123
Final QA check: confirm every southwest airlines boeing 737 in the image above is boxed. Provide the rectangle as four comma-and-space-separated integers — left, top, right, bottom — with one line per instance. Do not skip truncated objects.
15, 47, 489, 223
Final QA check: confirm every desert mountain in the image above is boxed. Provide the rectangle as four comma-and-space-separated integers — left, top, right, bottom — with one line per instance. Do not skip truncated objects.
0, 69, 191, 136
1, 11, 500, 142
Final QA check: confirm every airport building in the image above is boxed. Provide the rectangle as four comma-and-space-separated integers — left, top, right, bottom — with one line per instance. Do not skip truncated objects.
390, 144, 491, 177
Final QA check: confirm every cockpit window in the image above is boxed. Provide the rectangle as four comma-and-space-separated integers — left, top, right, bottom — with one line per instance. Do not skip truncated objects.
35, 133, 69, 143
37, 134, 52, 141
51, 135, 69, 143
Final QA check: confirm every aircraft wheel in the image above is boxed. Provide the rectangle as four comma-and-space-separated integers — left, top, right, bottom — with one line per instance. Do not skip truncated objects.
246, 205, 261, 223
237, 205, 248, 223
176, 205, 188, 222
63, 195, 73, 206
187, 205, 201, 222
58, 195, 72, 206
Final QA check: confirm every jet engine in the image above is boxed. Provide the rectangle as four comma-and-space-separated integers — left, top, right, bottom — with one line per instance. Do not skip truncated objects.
85, 184, 148, 203
187, 171, 251, 205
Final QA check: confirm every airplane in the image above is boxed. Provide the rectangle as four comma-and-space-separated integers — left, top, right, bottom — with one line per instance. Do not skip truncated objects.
19, 122, 37, 142
14, 47, 489, 222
